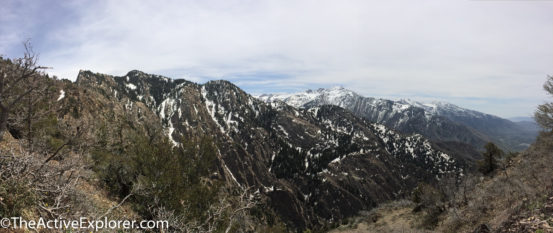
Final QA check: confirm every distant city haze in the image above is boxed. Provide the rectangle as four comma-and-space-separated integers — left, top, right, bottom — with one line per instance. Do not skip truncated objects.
1, 0, 552, 118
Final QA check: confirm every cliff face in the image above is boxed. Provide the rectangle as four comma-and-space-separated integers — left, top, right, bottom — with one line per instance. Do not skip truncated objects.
71, 70, 466, 229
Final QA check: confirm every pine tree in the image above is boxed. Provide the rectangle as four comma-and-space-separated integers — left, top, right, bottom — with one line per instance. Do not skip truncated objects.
478, 142, 502, 175
535, 75, 553, 130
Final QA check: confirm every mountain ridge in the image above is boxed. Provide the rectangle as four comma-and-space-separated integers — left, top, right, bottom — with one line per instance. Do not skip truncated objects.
258, 87, 539, 152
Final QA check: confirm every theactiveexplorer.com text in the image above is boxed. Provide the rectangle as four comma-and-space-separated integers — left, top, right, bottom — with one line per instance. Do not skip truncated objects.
1, 217, 169, 231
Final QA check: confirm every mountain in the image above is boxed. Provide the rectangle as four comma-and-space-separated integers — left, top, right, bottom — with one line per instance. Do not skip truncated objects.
509, 116, 534, 122
74, 70, 466, 230
258, 87, 539, 152
508, 116, 541, 136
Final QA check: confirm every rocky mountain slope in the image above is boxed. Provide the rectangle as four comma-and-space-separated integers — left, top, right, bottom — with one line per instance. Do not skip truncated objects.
258, 87, 538, 152
74, 70, 466, 230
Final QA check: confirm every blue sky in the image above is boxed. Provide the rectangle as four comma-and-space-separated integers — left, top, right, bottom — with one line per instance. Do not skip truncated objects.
1, 0, 552, 118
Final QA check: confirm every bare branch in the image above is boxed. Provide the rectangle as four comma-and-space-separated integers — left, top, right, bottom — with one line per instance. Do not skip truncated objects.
97, 193, 133, 219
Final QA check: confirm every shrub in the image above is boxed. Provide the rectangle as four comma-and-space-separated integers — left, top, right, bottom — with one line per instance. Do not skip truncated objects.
91, 131, 221, 223
0, 179, 36, 217
411, 183, 445, 229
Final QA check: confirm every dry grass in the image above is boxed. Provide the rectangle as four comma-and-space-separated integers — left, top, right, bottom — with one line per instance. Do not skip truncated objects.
329, 200, 435, 233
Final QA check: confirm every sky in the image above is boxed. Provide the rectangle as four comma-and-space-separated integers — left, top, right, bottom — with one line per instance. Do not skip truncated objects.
1, 0, 552, 118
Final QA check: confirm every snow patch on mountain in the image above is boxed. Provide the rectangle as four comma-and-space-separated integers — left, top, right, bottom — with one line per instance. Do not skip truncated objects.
57, 90, 65, 101
201, 86, 226, 134
257, 86, 358, 108
126, 83, 137, 90
158, 97, 179, 146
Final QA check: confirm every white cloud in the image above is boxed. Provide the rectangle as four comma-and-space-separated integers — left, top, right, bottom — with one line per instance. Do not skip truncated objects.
1, 0, 552, 117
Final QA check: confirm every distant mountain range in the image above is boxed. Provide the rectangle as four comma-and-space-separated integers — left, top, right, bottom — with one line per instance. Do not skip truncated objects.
509, 116, 535, 122
258, 87, 539, 152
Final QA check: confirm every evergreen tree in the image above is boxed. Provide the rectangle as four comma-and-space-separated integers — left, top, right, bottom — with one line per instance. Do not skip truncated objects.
535, 75, 553, 130
478, 142, 502, 175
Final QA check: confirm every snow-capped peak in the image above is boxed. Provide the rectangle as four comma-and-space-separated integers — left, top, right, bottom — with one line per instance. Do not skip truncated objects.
258, 86, 495, 121
396, 98, 492, 119
257, 86, 359, 108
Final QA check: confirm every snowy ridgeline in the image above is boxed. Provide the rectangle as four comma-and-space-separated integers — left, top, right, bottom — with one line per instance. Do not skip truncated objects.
256, 86, 491, 120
